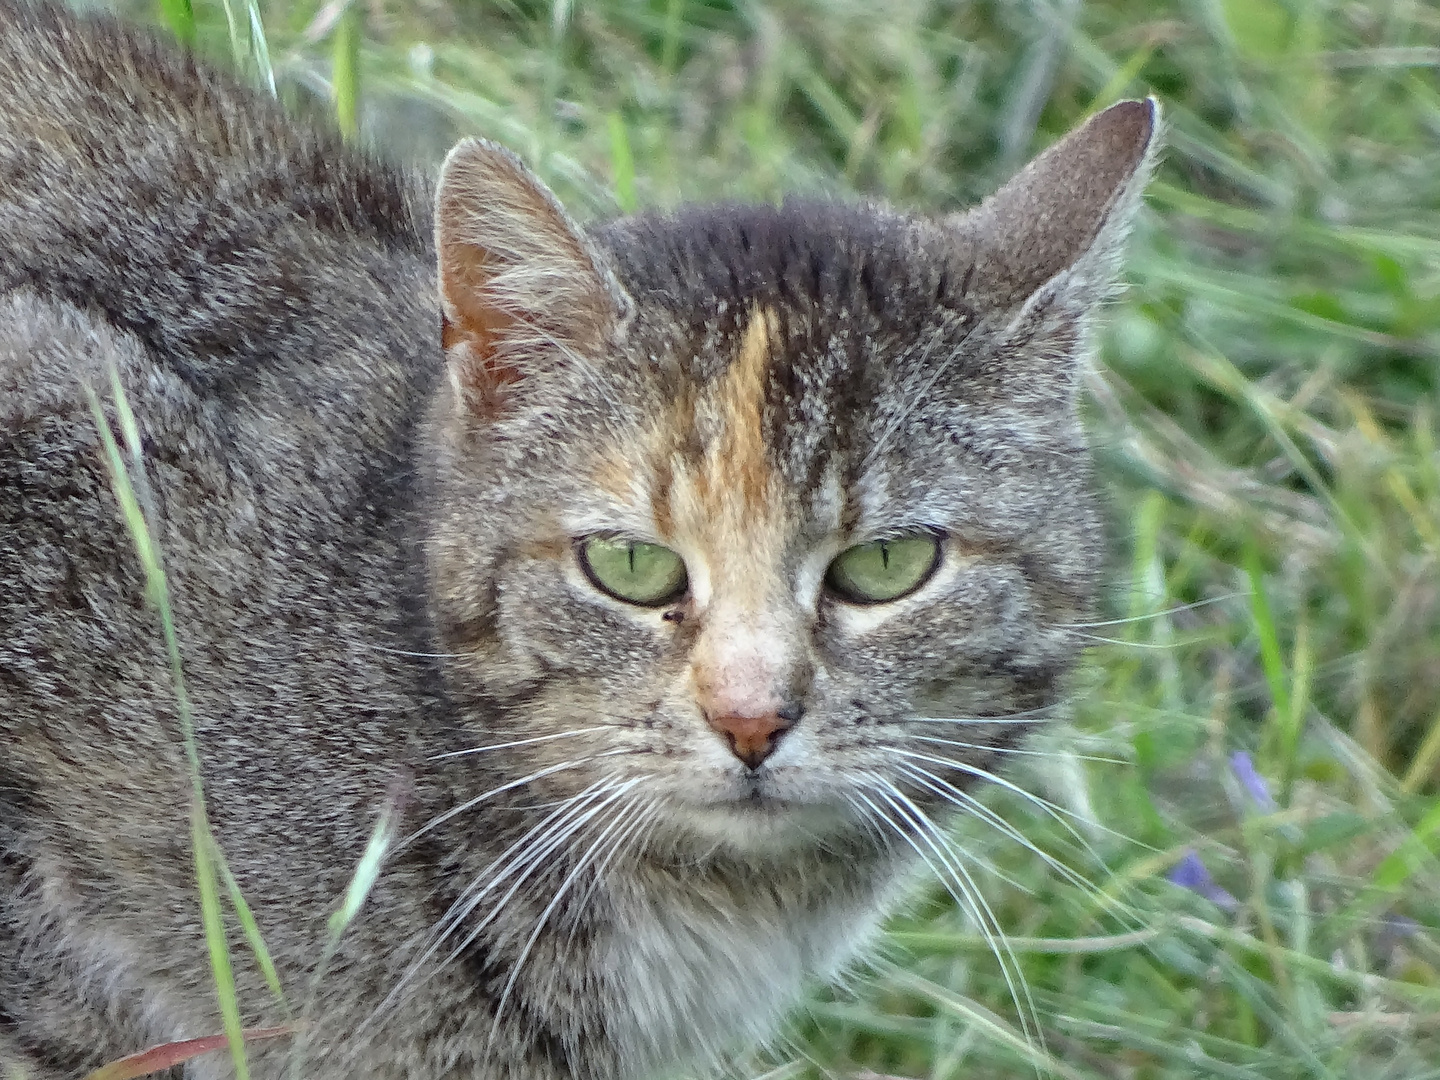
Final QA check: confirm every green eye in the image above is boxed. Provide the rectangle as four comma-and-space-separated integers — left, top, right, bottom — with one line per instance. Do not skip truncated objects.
825, 533, 942, 604
579, 537, 689, 606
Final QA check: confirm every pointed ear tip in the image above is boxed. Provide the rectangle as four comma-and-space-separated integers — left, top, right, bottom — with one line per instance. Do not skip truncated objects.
1092, 97, 1161, 154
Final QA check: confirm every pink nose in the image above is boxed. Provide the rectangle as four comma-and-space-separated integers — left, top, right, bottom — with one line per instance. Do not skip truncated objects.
705, 706, 801, 769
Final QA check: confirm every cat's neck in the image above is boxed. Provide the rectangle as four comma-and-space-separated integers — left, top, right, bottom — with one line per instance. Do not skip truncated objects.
585, 833, 916, 1078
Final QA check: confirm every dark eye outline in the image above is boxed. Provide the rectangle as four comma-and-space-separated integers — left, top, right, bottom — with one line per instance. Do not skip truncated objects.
823, 530, 944, 606
576, 536, 690, 608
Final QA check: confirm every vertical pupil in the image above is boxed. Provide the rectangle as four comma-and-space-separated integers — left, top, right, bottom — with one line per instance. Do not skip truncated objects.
880, 542, 890, 571
628, 543, 636, 574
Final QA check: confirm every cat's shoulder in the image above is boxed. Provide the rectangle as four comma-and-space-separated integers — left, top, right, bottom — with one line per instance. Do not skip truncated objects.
0, 288, 166, 428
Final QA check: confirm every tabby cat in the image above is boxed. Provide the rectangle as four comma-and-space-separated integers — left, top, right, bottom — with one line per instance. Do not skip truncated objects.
0, 2, 1159, 1078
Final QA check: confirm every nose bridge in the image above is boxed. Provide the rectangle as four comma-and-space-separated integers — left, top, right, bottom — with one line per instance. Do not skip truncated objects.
694, 573, 811, 690
690, 595, 812, 769
695, 614, 783, 719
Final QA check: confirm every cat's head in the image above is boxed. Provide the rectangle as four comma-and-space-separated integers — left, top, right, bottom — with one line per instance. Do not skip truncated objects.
424, 101, 1158, 855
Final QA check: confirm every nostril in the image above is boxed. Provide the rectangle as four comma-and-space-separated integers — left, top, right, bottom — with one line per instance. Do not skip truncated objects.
775, 702, 805, 725
705, 707, 801, 770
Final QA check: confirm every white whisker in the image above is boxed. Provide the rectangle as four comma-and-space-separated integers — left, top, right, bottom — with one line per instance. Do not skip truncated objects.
1056, 630, 1184, 649
874, 780, 1045, 1060
895, 761, 1074, 878
892, 758, 1146, 930
431, 727, 609, 761
860, 325, 954, 470
907, 733, 1127, 766
438, 781, 631, 969
893, 761, 1130, 918
851, 780, 1042, 1059
893, 747, 1102, 834
367, 644, 471, 659
891, 747, 1160, 866
370, 780, 619, 1026
395, 748, 634, 852
906, 701, 1065, 727
487, 779, 653, 1049
564, 794, 664, 938
1051, 591, 1245, 629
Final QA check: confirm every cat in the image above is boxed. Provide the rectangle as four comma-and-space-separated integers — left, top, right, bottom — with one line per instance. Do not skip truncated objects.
0, 2, 1159, 1078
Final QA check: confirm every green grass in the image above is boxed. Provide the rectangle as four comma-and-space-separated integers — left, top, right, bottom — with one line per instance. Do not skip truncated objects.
95, 0, 1440, 1076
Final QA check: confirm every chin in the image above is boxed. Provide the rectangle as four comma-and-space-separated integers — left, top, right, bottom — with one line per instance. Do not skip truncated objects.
657, 775, 861, 857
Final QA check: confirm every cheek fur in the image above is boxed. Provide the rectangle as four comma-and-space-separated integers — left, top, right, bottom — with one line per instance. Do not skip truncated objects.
494, 558, 680, 679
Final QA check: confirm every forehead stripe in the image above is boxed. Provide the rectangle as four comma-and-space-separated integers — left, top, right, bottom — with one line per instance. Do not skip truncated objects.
715, 305, 777, 510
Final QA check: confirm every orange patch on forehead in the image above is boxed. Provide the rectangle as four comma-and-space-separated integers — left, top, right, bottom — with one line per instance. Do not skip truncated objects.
672, 305, 788, 606
713, 305, 778, 511
584, 308, 790, 606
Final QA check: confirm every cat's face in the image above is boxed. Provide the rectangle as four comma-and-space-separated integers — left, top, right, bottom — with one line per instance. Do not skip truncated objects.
426, 101, 1156, 855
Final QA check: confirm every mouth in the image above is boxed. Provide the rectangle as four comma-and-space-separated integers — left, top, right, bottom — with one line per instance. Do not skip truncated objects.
733, 783, 797, 813
647, 769, 862, 853
693, 764, 801, 805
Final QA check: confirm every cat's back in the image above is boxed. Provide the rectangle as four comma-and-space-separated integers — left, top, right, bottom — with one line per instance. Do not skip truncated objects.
0, 0, 447, 534
0, 0, 437, 400
0, 1, 444, 739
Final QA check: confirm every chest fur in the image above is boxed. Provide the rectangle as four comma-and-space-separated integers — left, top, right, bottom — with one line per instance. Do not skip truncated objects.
593, 861, 910, 1076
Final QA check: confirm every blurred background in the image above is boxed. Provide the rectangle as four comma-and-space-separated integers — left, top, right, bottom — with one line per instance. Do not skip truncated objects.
91, 1, 1440, 1076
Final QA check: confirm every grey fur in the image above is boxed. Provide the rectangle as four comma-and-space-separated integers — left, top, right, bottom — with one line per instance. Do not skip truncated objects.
0, 3, 1159, 1078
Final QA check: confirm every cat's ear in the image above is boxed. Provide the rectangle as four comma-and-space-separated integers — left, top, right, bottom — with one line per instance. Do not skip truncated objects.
435, 139, 632, 416
949, 97, 1159, 310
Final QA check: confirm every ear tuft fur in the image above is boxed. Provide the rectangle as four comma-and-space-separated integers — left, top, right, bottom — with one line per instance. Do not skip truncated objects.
434, 139, 631, 416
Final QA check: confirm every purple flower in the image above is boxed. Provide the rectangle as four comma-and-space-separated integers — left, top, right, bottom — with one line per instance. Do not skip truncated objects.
1383, 913, 1419, 938
1230, 751, 1278, 812
1377, 913, 1418, 949
1167, 849, 1238, 910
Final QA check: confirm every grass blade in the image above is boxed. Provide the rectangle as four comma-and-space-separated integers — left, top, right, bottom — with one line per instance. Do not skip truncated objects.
246, 1, 276, 97
216, 851, 290, 1010
193, 809, 250, 1080
154, 0, 194, 47
1244, 541, 1290, 725
328, 800, 397, 939
607, 113, 636, 214
87, 375, 259, 1080
333, 4, 361, 139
